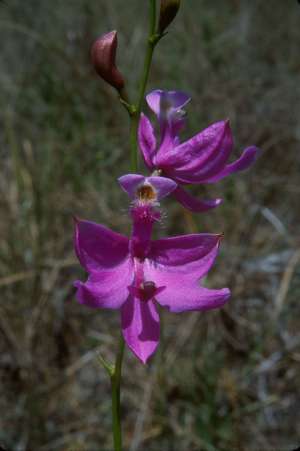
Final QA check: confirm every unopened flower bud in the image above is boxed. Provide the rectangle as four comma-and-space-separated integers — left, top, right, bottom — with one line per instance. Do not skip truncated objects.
158, 0, 181, 34
90, 30, 125, 91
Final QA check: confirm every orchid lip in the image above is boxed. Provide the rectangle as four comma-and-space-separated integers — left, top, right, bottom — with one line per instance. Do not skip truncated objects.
118, 173, 177, 202
136, 182, 157, 202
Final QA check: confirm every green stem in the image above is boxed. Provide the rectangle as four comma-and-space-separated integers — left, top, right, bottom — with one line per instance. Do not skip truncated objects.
130, 0, 160, 172
111, 336, 125, 451
137, 0, 157, 111
110, 3, 160, 450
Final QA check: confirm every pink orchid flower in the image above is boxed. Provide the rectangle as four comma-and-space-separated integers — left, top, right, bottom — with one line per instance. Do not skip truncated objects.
74, 175, 230, 363
138, 89, 259, 212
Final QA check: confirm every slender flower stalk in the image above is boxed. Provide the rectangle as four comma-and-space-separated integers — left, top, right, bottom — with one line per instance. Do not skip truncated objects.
109, 3, 163, 446
130, 0, 160, 171
111, 336, 125, 451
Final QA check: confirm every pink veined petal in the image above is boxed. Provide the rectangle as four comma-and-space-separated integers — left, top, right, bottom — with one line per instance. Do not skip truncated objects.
172, 186, 223, 212
177, 120, 232, 173
153, 129, 176, 162
149, 233, 222, 270
74, 256, 134, 309
121, 295, 160, 364
146, 232, 222, 288
202, 146, 260, 183
146, 176, 177, 200
156, 280, 230, 313
156, 120, 233, 178
138, 113, 157, 170
74, 219, 129, 273
144, 267, 229, 314
144, 232, 230, 313
157, 116, 186, 156
118, 174, 146, 199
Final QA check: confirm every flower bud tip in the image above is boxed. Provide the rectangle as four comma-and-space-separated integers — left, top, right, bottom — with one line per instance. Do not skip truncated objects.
90, 30, 125, 91
158, 0, 181, 34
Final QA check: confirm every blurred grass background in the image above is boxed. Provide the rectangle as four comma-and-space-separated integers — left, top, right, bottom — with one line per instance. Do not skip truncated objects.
1, 0, 300, 450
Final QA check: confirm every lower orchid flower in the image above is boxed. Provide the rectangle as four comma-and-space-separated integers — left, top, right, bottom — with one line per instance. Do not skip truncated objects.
139, 89, 260, 212
74, 175, 230, 363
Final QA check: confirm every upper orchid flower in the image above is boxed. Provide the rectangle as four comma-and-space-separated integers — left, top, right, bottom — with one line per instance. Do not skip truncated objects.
139, 89, 260, 212
74, 175, 230, 363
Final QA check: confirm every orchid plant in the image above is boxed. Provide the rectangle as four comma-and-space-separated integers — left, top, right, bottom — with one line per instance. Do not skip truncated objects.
73, 1, 259, 450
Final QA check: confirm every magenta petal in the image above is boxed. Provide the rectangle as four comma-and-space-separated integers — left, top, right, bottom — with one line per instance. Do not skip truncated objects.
146, 176, 177, 200
147, 232, 222, 284
144, 231, 231, 312
149, 233, 222, 270
74, 219, 129, 272
74, 257, 134, 309
203, 146, 260, 183
138, 113, 156, 170
156, 282, 230, 313
118, 174, 145, 199
165, 91, 191, 110
118, 174, 176, 201
121, 295, 160, 364
157, 120, 232, 175
146, 90, 163, 115
172, 186, 222, 212
146, 89, 190, 116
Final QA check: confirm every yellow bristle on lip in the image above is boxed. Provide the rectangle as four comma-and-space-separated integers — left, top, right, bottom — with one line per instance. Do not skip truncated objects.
137, 184, 157, 201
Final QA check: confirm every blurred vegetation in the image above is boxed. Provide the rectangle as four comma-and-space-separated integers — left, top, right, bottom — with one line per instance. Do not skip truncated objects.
1, 0, 300, 450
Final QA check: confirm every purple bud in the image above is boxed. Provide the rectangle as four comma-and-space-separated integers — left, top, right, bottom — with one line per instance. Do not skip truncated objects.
158, 0, 181, 34
90, 30, 125, 91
